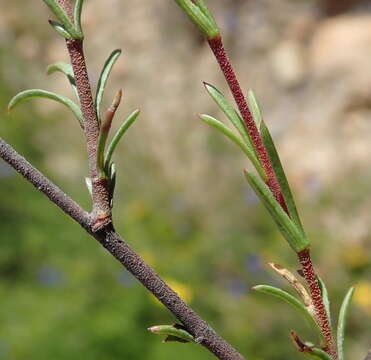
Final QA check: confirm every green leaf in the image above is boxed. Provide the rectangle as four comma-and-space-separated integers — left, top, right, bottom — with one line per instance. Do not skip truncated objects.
43, 0, 82, 39
8, 89, 83, 128
95, 49, 122, 123
260, 121, 304, 233
318, 277, 331, 328
337, 287, 355, 360
253, 285, 321, 334
97, 89, 122, 177
173, 0, 219, 39
247, 90, 262, 130
85, 177, 92, 198
200, 114, 265, 180
108, 162, 116, 207
193, 0, 218, 31
291, 331, 331, 360
204, 84, 266, 177
308, 347, 333, 360
148, 324, 194, 343
104, 109, 140, 167
269, 263, 313, 310
244, 171, 309, 252
47, 62, 79, 100
74, 0, 85, 35
200, 114, 266, 179
204, 84, 253, 147
48, 20, 73, 39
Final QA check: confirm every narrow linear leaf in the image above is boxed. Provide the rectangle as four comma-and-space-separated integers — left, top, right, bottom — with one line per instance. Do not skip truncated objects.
193, 0, 218, 31
173, 0, 219, 39
291, 331, 331, 360
74, 0, 85, 35
253, 285, 321, 335
200, 114, 265, 180
260, 121, 304, 233
8, 89, 83, 128
48, 20, 72, 39
204, 83, 252, 148
308, 347, 333, 360
269, 263, 313, 310
244, 171, 309, 252
95, 49, 122, 122
247, 90, 262, 131
104, 109, 140, 167
43, 0, 82, 39
317, 277, 331, 328
337, 287, 355, 360
47, 62, 74, 78
148, 324, 194, 343
108, 162, 116, 208
97, 89, 122, 177
47, 62, 79, 100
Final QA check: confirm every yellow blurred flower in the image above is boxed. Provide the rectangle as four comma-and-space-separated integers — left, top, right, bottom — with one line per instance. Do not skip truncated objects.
149, 278, 193, 306
165, 279, 193, 304
353, 282, 371, 315
342, 246, 369, 269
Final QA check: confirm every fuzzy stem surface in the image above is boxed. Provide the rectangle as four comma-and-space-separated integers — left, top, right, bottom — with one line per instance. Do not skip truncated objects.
298, 249, 337, 360
57, 0, 111, 231
208, 37, 287, 212
208, 35, 337, 360
66, 38, 111, 230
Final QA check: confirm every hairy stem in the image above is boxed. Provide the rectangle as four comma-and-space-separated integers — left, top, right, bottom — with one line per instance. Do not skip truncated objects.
0, 136, 245, 360
298, 249, 337, 360
66, 38, 111, 230
207, 35, 337, 360
56, 0, 111, 231
208, 37, 287, 212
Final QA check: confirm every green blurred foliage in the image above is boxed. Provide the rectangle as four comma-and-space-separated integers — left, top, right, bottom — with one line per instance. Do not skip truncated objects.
0, 1, 370, 360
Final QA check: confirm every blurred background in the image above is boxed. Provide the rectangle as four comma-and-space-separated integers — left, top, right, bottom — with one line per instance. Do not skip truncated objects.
0, 0, 370, 359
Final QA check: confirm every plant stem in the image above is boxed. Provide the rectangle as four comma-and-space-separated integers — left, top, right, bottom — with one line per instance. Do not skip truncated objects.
298, 249, 337, 360
208, 35, 337, 360
207, 36, 287, 213
0, 136, 245, 360
66, 38, 112, 231
56, 0, 111, 231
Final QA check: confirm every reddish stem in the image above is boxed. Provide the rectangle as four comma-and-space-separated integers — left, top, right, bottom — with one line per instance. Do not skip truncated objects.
55, 0, 112, 231
208, 37, 287, 213
208, 35, 337, 360
66, 39, 112, 231
298, 249, 337, 360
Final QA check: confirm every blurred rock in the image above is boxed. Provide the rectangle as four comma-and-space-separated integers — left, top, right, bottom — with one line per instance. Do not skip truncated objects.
270, 40, 307, 88
310, 15, 371, 87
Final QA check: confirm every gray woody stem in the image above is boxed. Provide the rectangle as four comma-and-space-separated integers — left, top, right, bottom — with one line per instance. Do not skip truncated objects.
0, 136, 245, 360
1, 2, 244, 359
